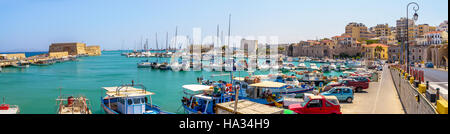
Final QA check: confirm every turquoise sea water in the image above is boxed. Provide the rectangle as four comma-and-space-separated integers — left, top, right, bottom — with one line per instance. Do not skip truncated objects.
0, 51, 346, 114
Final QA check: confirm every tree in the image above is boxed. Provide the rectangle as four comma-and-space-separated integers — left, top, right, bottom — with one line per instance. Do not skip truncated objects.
375, 46, 384, 60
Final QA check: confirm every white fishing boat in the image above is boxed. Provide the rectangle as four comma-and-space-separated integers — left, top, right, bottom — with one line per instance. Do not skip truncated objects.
321, 65, 330, 72
330, 63, 337, 70
258, 64, 270, 71
12, 61, 30, 68
310, 63, 319, 70
0, 97, 20, 114
56, 95, 92, 114
137, 62, 152, 68
297, 63, 307, 70
101, 82, 173, 114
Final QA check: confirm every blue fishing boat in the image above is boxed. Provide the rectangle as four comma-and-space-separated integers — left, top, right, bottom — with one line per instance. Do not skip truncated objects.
181, 84, 234, 114
237, 81, 285, 107
101, 82, 172, 114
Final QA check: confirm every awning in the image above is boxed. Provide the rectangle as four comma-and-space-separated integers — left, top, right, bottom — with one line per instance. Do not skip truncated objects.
249, 81, 286, 88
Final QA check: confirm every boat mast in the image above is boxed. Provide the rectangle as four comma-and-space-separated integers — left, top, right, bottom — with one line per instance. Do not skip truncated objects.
156, 33, 159, 62
175, 26, 178, 51
166, 32, 169, 52
227, 14, 239, 114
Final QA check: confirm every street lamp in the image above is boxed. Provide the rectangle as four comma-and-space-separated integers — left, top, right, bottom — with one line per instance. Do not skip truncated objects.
406, 2, 419, 73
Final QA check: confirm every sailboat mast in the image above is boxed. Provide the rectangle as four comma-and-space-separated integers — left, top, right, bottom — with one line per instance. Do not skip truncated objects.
175, 26, 178, 51
166, 32, 169, 52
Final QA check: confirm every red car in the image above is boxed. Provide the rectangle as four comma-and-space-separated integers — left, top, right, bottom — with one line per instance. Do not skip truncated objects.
323, 78, 369, 92
289, 95, 342, 114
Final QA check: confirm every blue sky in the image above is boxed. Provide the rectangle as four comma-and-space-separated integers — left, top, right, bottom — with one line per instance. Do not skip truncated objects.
0, 0, 448, 52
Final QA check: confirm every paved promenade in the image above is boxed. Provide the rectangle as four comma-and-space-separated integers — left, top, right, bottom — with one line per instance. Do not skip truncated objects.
341, 65, 405, 114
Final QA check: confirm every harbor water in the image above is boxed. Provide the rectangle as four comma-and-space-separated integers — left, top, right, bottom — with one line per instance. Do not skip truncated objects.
0, 51, 347, 114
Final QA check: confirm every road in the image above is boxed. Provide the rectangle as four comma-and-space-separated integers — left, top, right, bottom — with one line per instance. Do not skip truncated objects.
421, 68, 448, 101
341, 65, 405, 114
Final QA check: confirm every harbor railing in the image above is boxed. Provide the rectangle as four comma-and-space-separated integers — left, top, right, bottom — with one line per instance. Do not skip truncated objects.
390, 65, 444, 114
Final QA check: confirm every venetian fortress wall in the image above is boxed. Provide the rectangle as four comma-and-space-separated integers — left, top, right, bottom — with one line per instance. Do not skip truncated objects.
49, 42, 100, 56
49, 43, 87, 56
85, 46, 101, 56
48, 52, 69, 58
0, 53, 26, 60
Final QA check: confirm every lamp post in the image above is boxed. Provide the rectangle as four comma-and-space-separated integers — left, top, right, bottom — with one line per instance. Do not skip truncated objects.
406, 2, 419, 73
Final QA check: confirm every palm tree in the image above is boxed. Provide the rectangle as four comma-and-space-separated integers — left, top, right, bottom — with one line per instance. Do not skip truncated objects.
375, 46, 384, 60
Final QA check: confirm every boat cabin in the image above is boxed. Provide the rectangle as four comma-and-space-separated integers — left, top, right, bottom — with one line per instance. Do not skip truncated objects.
102, 85, 157, 114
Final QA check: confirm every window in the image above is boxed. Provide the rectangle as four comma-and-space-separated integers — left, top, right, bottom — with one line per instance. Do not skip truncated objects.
307, 99, 322, 108
343, 89, 351, 93
127, 99, 133, 105
327, 99, 339, 105
325, 102, 332, 107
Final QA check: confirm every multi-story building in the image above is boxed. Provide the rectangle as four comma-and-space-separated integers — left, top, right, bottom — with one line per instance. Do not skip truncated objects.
437, 20, 448, 32
388, 45, 401, 62
418, 24, 436, 36
344, 22, 374, 41
424, 31, 448, 45
396, 17, 418, 44
374, 24, 391, 37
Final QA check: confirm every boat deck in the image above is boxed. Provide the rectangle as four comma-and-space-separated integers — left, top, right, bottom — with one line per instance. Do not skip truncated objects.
0, 108, 19, 114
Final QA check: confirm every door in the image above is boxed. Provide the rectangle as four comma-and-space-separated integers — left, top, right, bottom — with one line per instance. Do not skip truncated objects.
305, 99, 323, 114
342, 88, 352, 100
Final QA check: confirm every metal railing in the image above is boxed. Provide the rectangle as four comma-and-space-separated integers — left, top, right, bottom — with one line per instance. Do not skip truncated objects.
390, 68, 437, 114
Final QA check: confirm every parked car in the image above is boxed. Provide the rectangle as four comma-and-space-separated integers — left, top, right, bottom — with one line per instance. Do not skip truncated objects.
320, 87, 354, 103
348, 76, 370, 82
323, 78, 369, 93
341, 79, 369, 92
289, 95, 342, 114
425, 62, 434, 68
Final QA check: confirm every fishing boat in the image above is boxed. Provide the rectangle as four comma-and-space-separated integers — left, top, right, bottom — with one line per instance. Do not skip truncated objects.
297, 63, 307, 70
273, 76, 315, 95
158, 62, 170, 70
181, 84, 234, 114
258, 63, 270, 71
31, 60, 54, 66
56, 95, 92, 114
0, 97, 20, 114
321, 65, 330, 72
170, 62, 182, 71
281, 63, 296, 72
238, 81, 285, 107
309, 63, 319, 71
12, 61, 30, 68
330, 63, 337, 70
299, 71, 326, 86
101, 82, 172, 114
137, 60, 152, 68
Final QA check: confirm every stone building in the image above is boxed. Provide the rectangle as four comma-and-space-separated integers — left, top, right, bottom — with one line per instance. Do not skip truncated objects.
0, 53, 26, 60
49, 42, 101, 56
426, 44, 448, 68
49, 43, 87, 56
86, 46, 102, 56
48, 52, 69, 58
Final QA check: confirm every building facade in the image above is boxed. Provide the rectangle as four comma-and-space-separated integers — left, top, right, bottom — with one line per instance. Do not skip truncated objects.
344, 22, 374, 41
85, 46, 102, 56
374, 24, 391, 37
363, 44, 389, 60
49, 43, 87, 56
